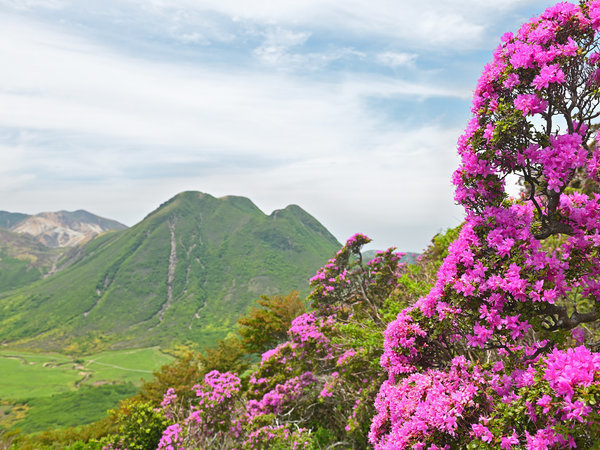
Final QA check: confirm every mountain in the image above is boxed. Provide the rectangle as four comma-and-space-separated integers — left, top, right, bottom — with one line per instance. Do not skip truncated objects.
0, 211, 29, 229
0, 192, 341, 353
6, 210, 127, 247
0, 210, 127, 294
0, 229, 64, 293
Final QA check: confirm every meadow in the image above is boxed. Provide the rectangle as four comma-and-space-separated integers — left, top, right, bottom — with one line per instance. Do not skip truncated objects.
0, 347, 172, 433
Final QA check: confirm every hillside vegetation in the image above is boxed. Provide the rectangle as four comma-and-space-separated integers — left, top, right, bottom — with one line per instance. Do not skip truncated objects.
0, 230, 63, 293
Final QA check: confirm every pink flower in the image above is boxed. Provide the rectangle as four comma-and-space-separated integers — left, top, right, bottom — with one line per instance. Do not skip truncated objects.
514, 94, 548, 116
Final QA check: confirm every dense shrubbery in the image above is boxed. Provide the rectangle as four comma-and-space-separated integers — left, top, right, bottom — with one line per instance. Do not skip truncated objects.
372, 1, 600, 447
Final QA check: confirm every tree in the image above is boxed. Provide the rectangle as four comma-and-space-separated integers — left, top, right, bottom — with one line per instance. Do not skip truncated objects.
237, 291, 306, 354
198, 336, 249, 375
137, 351, 204, 406
371, 2, 600, 448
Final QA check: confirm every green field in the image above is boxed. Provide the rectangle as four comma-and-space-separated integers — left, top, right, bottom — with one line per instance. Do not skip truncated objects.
0, 347, 173, 432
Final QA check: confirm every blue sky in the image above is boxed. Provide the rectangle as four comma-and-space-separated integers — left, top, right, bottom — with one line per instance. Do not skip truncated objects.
0, 0, 560, 251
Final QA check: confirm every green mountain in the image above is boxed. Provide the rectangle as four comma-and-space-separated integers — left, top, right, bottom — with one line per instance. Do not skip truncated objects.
0, 192, 341, 353
0, 229, 64, 293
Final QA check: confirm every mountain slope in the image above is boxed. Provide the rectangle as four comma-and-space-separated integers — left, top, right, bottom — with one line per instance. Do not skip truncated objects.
0, 192, 340, 352
0, 211, 29, 229
0, 229, 64, 293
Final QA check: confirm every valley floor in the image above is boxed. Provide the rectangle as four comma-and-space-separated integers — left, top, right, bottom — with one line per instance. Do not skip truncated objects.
0, 347, 172, 433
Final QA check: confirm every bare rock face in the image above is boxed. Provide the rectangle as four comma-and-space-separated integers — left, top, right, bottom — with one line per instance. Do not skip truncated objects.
9, 210, 127, 248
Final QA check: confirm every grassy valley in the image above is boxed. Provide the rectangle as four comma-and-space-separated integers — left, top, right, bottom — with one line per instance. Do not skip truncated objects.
0, 348, 172, 433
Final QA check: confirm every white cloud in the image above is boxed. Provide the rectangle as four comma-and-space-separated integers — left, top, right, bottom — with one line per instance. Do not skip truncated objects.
253, 26, 364, 71
376, 52, 417, 68
123, 0, 553, 50
253, 27, 311, 65
0, 0, 66, 10
0, 16, 465, 152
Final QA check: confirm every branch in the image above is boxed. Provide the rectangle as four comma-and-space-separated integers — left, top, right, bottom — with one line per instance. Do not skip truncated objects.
542, 303, 599, 329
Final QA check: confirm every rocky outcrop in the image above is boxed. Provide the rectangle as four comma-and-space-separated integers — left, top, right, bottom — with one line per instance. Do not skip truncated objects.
7, 210, 127, 247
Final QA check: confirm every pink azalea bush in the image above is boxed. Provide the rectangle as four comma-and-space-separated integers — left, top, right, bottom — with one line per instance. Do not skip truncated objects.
372, 1, 600, 448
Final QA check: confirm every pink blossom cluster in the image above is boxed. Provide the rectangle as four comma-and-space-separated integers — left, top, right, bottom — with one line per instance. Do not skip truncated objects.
171, 370, 242, 445
247, 372, 317, 418
370, 356, 483, 448
160, 387, 178, 421
157, 423, 183, 450
545, 345, 600, 400
193, 370, 240, 405
453, 1, 600, 211
309, 233, 372, 303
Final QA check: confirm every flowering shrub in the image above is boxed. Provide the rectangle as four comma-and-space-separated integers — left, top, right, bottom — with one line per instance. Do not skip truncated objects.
372, 1, 600, 448
243, 233, 407, 447
153, 370, 244, 449
144, 232, 410, 449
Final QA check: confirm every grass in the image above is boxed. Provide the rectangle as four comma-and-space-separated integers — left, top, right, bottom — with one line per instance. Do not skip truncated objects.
8, 384, 139, 433
0, 352, 79, 399
82, 347, 173, 384
0, 347, 173, 433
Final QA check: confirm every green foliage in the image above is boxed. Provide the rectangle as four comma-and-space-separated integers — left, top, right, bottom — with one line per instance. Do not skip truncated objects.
136, 350, 203, 407
9, 384, 137, 434
198, 336, 249, 375
238, 291, 306, 354
100, 400, 168, 450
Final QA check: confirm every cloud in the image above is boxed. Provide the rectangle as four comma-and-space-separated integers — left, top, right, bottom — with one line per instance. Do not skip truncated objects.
253, 27, 310, 65
376, 52, 417, 68
252, 27, 365, 71
0, 16, 465, 150
121, 0, 552, 51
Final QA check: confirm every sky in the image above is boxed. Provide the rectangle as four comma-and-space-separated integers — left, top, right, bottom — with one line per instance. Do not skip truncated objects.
0, 0, 562, 252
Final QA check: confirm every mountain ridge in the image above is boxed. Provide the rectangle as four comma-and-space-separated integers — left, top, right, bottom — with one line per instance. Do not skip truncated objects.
0, 191, 341, 353
0, 209, 127, 248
